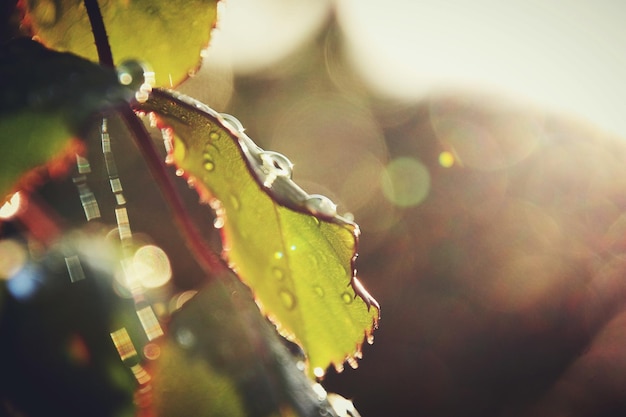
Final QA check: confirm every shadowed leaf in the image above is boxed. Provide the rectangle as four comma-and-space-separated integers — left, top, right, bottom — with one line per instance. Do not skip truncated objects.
0, 38, 136, 203
152, 275, 344, 417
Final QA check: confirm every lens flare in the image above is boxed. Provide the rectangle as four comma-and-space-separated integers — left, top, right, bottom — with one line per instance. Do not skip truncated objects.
381, 157, 431, 207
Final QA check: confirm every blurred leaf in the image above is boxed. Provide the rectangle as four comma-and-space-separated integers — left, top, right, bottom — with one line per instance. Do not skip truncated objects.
152, 274, 342, 417
138, 89, 380, 377
23, 0, 219, 87
0, 38, 136, 203
0, 230, 137, 417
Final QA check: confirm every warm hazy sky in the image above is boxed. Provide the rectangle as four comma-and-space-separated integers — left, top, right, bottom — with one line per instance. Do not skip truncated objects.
208, 0, 626, 139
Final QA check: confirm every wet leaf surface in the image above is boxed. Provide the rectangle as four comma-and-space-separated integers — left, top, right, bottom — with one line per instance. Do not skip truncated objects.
138, 89, 380, 377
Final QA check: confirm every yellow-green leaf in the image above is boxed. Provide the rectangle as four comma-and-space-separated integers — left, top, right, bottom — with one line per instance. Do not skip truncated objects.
138, 89, 380, 378
23, 0, 219, 87
0, 38, 137, 203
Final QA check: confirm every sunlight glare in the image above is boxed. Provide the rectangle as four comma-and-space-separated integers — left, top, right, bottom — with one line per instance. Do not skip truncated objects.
0, 192, 23, 219
337, 0, 626, 138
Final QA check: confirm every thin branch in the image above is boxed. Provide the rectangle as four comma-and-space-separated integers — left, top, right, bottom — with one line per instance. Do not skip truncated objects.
118, 105, 226, 275
83, 0, 114, 67
84, 0, 223, 275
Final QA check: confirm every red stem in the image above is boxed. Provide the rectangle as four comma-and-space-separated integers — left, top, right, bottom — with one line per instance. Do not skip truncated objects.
84, 0, 224, 276
118, 105, 226, 275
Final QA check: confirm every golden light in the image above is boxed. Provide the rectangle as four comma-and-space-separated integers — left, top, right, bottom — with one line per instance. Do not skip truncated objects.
0, 192, 24, 220
0, 239, 27, 280
336, 1, 626, 139
438, 151, 455, 168
133, 244, 172, 289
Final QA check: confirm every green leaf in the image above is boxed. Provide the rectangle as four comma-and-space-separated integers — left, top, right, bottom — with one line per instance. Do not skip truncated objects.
137, 89, 380, 378
23, 0, 219, 87
0, 38, 136, 203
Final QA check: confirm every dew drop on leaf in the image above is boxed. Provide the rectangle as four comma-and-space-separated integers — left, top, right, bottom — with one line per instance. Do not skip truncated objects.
272, 267, 285, 281
279, 289, 297, 310
313, 367, 325, 379
203, 157, 215, 172
229, 195, 240, 210
305, 194, 337, 217
260, 151, 294, 188
341, 292, 353, 304
213, 217, 224, 229
220, 113, 244, 133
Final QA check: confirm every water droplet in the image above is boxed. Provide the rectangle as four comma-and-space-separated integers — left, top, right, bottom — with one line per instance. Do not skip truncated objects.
265, 152, 293, 175
272, 267, 285, 281
290, 244, 297, 251
229, 195, 240, 210
333, 362, 345, 373
274, 251, 284, 260
341, 292, 354, 304
213, 217, 225, 229
367, 334, 375, 345
347, 356, 359, 369
260, 151, 294, 188
116, 60, 148, 90
305, 195, 337, 217
312, 383, 327, 401
148, 112, 158, 127
354, 351, 363, 359
279, 289, 296, 310
314, 286, 325, 297
176, 327, 196, 348
307, 253, 320, 268
186, 177, 196, 188
203, 152, 214, 171
175, 168, 184, 177
313, 367, 326, 378
220, 113, 244, 133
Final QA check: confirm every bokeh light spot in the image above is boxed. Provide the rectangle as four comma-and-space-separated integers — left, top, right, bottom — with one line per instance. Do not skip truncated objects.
0, 192, 23, 219
381, 157, 430, 207
0, 239, 27, 279
438, 151, 455, 168
6, 263, 43, 301
133, 245, 172, 289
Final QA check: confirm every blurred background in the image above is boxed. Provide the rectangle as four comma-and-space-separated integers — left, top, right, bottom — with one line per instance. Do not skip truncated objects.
3, 0, 626, 416
185, 1, 626, 415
